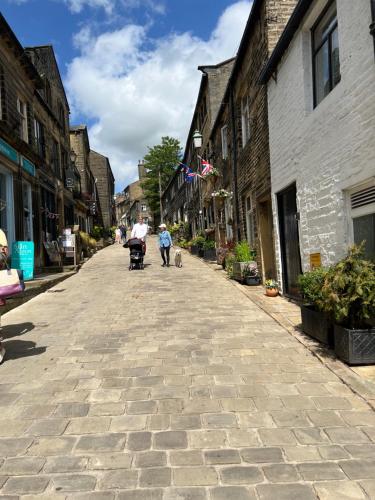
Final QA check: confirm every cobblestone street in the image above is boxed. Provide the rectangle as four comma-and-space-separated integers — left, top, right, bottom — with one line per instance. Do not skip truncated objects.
0, 239, 375, 499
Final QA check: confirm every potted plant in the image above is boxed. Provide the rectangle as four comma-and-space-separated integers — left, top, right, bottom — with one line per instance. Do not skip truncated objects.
243, 263, 260, 285
203, 239, 216, 261
298, 267, 334, 347
318, 244, 375, 365
265, 279, 279, 296
232, 241, 257, 282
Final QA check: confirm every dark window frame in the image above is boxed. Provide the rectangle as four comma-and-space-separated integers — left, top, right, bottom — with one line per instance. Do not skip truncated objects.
312, 0, 341, 107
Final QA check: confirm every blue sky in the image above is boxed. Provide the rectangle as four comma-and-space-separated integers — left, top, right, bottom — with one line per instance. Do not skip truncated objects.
2, 0, 252, 190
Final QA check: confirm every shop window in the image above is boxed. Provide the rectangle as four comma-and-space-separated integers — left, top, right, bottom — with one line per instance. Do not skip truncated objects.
22, 181, 33, 241
0, 167, 15, 246
312, 1, 340, 106
17, 98, 28, 143
41, 188, 57, 241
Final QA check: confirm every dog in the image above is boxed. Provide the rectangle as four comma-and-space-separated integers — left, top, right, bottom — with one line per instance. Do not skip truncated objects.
174, 249, 182, 268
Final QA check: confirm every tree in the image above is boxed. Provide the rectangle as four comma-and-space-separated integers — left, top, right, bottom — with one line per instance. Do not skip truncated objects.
141, 136, 181, 221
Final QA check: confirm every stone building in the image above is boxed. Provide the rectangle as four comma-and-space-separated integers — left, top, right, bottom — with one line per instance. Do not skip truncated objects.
0, 13, 79, 268
163, 58, 235, 236
209, 0, 298, 281
69, 125, 99, 232
89, 150, 115, 230
261, 0, 375, 296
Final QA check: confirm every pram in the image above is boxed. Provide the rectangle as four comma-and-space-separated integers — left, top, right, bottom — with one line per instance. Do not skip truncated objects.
124, 238, 145, 270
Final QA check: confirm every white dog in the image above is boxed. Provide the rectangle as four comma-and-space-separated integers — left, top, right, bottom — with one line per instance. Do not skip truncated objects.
174, 249, 182, 268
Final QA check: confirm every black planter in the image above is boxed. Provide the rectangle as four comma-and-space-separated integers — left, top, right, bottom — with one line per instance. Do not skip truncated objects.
198, 248, 204, 258
203, 248, 217, 261
191, 245, 198, 255
334, 324, 375, 365
300, 304, 334, 347
244, 276, 260, 286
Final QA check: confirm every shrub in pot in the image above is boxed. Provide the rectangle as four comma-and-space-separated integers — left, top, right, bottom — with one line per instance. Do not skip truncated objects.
298, 267, 333, 346
243, 263, 260, 285
203, 239, 216, 260
232, 241, 257, 282
319, 244, 375, 365
265, 279, 279, 297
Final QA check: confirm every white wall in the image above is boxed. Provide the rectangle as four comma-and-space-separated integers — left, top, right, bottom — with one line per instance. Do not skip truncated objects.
267, 0, 375, 285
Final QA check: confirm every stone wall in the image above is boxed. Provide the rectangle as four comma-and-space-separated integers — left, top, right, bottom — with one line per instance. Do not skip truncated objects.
267, 0, 375, 281
89, 150, 114, 229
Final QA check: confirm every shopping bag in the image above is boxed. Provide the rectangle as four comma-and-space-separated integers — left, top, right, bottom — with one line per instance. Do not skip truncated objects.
0, 268, 25, 298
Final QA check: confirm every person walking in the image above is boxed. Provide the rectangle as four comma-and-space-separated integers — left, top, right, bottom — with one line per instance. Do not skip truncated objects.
131, 216, 148, 254
158, 223, 172, 267
0, 229, 8, 364
114, 227, 122, 244
120, 224, 127, 243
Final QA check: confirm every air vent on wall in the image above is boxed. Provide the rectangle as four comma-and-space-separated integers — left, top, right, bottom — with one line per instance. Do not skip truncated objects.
351, 186, 375, 210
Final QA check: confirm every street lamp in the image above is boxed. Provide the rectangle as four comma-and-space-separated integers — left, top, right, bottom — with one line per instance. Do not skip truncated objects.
193, 129, 203, 232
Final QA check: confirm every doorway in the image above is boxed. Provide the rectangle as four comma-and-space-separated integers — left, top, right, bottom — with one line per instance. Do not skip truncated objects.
277, 183, 302, 298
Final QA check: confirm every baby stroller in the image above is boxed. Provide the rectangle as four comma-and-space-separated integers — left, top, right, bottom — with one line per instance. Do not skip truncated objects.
124, 238, 145, 270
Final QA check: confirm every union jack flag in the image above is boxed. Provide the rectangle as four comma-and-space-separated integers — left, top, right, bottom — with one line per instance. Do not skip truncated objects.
200, 158, 213, 176
179, 162, 196, 183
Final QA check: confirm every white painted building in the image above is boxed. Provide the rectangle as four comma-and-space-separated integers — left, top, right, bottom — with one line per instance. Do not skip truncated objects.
260, 0, 375, 297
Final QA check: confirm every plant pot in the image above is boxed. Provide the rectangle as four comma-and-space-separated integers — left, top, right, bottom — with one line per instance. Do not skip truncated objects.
266, 287, 279, 297
191, 245, 198, 255
245, 276, 260, 286
233, 261, 257, 282
198, 248, 204, 258
203, 248, 216, 261
300, 304, 334, 347
334, 324, 375, 365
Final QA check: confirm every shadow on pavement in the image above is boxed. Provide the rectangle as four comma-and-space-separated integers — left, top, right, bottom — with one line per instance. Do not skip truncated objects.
3, 339, 46, 361
1, 322, 35, 339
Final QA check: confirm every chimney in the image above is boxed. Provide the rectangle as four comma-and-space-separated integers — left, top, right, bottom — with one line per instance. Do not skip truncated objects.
138, 159, 147, 180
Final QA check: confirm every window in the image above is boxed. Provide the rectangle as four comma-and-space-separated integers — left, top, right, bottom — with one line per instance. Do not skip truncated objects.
141, 204, 147, 212
58, 104, 65, 132
0, 167, 15, 246
17, 98, 28, 143
34, 118, 45, 157
313, 1, 340, 106
351, 185, 375, 261
221, 125, 228, 159
241, 96, 250, 146
51, 140, 60, 177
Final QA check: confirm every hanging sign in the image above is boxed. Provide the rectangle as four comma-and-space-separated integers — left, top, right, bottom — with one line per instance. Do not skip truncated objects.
11, 241, 34, 281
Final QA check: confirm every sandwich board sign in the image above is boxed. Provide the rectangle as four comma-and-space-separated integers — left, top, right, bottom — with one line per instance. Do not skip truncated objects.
11, 241, 34, 281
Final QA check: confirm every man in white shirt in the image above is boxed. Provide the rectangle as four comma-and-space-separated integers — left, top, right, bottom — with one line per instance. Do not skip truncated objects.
131, 216, 148, 253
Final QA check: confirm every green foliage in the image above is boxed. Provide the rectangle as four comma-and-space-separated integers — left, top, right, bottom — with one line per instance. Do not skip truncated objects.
91, 225, 104, 241
319, 244, 375, 329
191, 236, 205, 249
141, 136, 182, 217
234, 240, 256, 262
265, 278, 279, 289
203, 239, 216, 250
225, 252, 236, 279
298, 267, 328, 309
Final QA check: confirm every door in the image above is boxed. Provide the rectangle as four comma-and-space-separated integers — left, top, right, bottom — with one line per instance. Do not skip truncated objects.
277, 184, 302, 297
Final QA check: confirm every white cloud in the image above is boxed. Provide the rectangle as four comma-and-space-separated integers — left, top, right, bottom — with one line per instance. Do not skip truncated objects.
66, 1, 252, 190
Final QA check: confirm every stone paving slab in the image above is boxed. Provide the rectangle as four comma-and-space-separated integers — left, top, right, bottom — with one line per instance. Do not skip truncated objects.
0, 239, 374, 498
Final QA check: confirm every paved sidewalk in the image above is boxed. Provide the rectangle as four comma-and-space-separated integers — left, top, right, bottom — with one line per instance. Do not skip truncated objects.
0, 238, 375, 499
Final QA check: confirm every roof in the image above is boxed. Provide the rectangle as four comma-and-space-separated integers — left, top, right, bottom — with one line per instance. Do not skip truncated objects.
0, 13, 43, 86
259, 0, 312, 84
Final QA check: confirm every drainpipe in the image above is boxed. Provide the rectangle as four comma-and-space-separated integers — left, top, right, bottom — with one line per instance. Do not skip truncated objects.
371, 0, 375, 57
229, 85, 241, 242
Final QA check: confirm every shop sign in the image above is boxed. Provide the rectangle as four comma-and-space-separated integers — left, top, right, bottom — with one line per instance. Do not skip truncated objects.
11, 241, 34, 281
310, 252, 322, 270
21, 157, 35, 177
0, 138, 18, 164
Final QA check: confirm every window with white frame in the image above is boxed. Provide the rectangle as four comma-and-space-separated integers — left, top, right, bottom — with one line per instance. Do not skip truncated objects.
245, 191, 255, 246
312, 0, 340, 106
241, 96, 250, 147
350, 184, 375, 261
34, 118, 45, 157
141, 204, 147, 212
17, 98, 28, 143
221, 125, 228, 159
